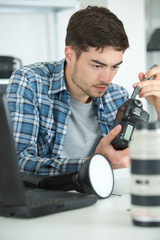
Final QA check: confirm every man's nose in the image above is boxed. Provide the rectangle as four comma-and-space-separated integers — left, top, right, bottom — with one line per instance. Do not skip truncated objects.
99, 68, 111, 83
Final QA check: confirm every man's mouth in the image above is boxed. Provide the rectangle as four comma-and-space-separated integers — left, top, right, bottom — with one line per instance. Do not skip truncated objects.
94, 86, 107, 92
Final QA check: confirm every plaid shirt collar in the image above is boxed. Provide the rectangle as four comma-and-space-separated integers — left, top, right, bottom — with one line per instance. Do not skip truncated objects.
48, 58, 67, 96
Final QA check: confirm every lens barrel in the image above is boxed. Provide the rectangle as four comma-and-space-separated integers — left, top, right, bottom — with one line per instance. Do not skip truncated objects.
130, 121, 160, 226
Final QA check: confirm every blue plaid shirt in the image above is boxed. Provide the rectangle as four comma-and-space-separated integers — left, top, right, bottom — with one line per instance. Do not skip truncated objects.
7, 58, 129, 176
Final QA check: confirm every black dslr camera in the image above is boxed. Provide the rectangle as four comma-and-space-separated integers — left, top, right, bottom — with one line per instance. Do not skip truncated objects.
111, 64, 158, 150
111, 85, 150, 150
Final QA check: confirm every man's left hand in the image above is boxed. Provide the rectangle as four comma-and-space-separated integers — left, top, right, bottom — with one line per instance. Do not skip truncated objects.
133, 64, 160, 119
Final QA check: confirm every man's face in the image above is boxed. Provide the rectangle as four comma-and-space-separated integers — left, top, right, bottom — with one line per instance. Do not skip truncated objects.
66, 46, 124, 102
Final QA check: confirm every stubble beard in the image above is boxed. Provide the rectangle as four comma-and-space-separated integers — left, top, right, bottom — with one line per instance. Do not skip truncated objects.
71, 63, 108, 99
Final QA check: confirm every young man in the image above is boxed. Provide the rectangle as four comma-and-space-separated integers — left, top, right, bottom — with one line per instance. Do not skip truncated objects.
7, 6, 160, 176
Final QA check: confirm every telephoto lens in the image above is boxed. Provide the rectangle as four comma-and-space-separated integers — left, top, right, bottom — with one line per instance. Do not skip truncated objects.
129, 121, 160, 227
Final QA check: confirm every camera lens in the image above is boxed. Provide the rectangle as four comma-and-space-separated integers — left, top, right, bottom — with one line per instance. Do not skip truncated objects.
130, 121, 160, 227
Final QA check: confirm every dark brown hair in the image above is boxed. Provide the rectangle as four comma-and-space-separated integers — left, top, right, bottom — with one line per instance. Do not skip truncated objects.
65, 6, 129, 58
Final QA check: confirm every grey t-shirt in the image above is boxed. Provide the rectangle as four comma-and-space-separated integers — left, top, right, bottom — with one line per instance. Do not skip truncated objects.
60, 98, 102, 158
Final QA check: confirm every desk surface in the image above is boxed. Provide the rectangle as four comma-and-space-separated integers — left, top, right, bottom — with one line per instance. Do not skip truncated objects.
0, 178, 159, 240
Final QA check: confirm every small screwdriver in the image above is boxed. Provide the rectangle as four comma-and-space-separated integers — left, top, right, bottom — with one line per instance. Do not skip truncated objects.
131, 64, 158, 99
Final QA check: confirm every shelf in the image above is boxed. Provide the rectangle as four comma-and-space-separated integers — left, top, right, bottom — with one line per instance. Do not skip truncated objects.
0, 79, 8, 93
0, 0, 79, 8
0, 79, 9, 84
0, 0, 80, 13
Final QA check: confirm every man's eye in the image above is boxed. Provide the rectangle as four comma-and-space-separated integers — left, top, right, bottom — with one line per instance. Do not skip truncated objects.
92, 65, 101, 69
112, 65, 120, 70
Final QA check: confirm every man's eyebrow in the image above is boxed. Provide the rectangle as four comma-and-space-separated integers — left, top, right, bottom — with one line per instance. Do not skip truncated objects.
113, 61, 123, 66
91, 59, 123, 67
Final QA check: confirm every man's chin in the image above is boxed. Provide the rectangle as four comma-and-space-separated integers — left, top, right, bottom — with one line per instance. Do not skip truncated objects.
89, 92, 105, 99
84, 88, 107, 99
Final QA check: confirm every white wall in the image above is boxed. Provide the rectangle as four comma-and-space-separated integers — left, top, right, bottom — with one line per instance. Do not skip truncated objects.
107, 0, 146, 98
0, 2, 79, 66
0, 12, 50, 66
56, 9, 78, 61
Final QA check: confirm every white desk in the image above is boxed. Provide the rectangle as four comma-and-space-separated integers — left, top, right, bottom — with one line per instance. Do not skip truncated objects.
0, 178, 159, 240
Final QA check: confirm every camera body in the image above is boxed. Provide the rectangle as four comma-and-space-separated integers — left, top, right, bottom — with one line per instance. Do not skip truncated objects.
111, 98, 149, 150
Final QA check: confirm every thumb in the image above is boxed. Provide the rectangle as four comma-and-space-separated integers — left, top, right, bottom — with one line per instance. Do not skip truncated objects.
105, 124, 122, 144
138, 72, 145, 82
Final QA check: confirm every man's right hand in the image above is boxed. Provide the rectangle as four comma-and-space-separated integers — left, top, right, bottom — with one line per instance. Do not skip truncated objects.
95, 124, 130, 169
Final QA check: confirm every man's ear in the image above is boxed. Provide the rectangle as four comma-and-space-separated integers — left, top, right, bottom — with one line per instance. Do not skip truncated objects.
65, 46, 75, 65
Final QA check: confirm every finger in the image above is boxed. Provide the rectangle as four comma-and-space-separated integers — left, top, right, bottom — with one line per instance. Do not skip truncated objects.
134, 76, 160, 90
138, 72, 145, 82
104, 124, 122, 144
138, 81, 160, 96
133, 73, 144, 89
145, 65, 160, 79
139, 89, 160, 98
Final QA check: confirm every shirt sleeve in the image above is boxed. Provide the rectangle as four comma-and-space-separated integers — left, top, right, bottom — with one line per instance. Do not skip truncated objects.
6, 69, 84, 176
